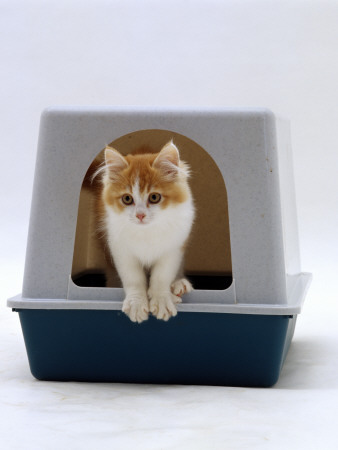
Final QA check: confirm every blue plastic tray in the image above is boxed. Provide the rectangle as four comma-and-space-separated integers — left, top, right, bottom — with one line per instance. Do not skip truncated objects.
16, 309, 296, 387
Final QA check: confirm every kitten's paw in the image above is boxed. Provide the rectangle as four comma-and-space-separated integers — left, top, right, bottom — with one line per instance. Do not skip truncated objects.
122, 295, 149, 323
171, 278, 193, 297
148, 291, 178, 321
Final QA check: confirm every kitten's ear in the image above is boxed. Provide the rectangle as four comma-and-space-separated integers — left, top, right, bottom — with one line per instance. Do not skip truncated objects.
153, 140, 180, 179
104, 146, 128, 175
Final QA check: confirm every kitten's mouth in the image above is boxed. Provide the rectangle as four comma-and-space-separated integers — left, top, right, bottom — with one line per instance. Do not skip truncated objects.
135, 218, 152, 226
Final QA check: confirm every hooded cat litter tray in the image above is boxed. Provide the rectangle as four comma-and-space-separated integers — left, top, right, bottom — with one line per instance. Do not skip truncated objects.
8, 107, 311, 387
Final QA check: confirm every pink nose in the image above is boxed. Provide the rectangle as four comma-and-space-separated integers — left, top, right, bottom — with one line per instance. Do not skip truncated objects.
136, 213, 146, 222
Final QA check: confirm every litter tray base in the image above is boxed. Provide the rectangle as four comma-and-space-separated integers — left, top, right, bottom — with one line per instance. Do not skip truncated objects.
15, 309, 296, 387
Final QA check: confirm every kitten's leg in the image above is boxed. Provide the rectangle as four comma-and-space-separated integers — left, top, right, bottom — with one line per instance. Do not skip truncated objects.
171, 278, 193, 297
170, 260, 193, 297
148, 250, 183, 321
114, 253, 149, 323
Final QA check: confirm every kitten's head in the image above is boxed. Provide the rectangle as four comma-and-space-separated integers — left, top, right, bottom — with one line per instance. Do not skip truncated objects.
100, 140, 192, 226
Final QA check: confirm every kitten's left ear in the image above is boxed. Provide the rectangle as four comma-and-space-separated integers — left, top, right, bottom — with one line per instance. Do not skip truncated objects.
104, 146, 128, 171
153, 140, 180, 178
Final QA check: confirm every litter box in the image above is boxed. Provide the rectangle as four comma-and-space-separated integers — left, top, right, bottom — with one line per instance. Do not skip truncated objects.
8, 107, 311, 387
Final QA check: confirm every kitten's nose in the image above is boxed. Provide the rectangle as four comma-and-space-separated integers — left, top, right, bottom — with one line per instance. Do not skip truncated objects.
136, 213, 146, 222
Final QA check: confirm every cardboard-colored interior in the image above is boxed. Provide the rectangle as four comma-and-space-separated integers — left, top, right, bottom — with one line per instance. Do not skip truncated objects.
72, 129, 232, 287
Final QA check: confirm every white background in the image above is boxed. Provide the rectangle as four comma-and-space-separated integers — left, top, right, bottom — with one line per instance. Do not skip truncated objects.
1, 1, 337, 449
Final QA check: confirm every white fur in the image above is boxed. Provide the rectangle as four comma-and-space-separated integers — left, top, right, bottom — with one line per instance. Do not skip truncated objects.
104, 179, 194, 323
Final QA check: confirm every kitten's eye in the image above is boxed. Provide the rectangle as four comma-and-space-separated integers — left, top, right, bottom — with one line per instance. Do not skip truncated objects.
148, 193, 161, 204
122, 194, 134, 205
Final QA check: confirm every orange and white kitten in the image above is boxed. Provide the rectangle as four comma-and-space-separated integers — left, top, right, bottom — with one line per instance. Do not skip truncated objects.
98, 140, 194, 323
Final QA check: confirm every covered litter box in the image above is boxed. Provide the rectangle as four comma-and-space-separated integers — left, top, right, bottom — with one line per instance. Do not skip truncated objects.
8, 107, 311, 387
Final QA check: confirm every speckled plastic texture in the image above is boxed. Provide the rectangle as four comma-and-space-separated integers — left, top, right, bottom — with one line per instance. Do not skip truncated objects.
8, 107, 311, 314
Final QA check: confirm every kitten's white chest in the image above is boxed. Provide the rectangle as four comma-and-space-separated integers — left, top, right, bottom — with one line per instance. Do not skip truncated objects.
126, 226, 173, 264
105, 202, 194, 266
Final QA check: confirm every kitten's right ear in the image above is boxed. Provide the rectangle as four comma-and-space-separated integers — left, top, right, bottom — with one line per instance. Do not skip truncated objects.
153, 140, 180, 180
104, 146, 128, 175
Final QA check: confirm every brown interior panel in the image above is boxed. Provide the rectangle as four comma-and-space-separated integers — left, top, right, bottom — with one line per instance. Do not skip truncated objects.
72, 129, 232, 288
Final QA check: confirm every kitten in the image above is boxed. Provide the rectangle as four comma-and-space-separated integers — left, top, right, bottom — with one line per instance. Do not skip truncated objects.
96, 140, 195, 323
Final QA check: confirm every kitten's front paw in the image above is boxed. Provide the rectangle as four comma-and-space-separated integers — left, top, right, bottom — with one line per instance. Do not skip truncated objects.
148, 291, 178, 321
171, 278, 193, 297
122, 295, 149, 323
